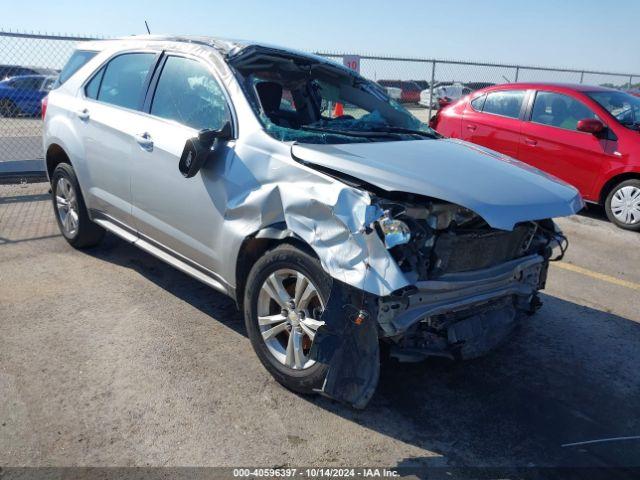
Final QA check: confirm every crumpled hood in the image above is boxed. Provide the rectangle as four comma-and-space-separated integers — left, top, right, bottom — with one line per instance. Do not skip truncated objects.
291, 138, 584, 230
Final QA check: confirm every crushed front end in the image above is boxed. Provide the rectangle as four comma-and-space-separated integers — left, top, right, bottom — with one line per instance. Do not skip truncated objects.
373, 195, 565, 362
313, 193, 567, 408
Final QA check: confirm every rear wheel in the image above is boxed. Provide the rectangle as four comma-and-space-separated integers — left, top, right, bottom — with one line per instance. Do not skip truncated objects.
604, 179, 640, 231
51, 163, 105, 248
244, 244, 331, 394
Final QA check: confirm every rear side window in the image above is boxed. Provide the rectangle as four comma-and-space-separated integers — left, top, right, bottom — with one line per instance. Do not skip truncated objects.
97, 53, 156, 110
482, 90, 525, 119
57, 50, 97, 86
150, 56, 230, 130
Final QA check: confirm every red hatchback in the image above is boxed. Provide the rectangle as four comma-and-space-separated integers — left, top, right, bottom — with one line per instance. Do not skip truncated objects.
433, 83, 640, 230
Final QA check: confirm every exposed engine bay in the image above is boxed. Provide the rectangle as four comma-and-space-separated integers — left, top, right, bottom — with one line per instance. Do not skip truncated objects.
311, 190, 567, 408
371, 195, 564, 342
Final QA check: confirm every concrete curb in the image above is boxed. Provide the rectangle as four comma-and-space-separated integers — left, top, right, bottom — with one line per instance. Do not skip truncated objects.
0, 160, 47, 184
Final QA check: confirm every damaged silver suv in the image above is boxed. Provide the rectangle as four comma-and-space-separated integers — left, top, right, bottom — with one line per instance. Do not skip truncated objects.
44, 36, 583, 408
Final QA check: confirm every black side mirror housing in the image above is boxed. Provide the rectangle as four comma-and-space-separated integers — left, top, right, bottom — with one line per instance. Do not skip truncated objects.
179, 121, 232, 178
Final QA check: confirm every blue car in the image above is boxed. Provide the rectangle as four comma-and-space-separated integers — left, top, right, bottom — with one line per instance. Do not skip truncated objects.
0, 74, 57, 117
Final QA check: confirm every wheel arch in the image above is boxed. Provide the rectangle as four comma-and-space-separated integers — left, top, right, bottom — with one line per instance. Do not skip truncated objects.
599, 171, 640, 204
234, 222, 317, 309
46, 143, 72, 181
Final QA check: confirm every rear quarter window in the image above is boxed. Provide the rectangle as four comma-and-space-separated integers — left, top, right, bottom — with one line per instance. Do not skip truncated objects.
470, 94, 486, 111
57, 50, 98, 86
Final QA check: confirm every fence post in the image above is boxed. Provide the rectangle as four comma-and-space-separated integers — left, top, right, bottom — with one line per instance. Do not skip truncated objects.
514, 66, 520, 82
580, 71, 584, 84
428, 60, 436, 121
630, 75, 634, 89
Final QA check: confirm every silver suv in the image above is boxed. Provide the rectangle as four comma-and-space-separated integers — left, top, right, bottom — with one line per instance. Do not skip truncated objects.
43, 36, 582, 408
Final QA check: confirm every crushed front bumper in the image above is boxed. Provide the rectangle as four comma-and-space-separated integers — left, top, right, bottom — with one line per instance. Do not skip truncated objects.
312, 254, 547, 408
377, 254, 546, 336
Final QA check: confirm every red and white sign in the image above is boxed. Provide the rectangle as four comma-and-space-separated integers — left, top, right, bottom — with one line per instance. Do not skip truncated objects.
342, 55, 361, 74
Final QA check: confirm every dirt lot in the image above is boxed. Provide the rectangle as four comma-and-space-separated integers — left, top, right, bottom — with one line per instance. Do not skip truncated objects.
1, 182, 639, 470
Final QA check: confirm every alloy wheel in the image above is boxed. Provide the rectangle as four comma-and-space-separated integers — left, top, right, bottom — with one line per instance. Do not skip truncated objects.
256, 268, 325, 370
55, 177, 79, 237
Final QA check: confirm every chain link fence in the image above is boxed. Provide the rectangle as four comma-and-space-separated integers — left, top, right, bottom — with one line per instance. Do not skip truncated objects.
0, 31, 100, 178
0, 30, 638, 174
317, 53, 639, 123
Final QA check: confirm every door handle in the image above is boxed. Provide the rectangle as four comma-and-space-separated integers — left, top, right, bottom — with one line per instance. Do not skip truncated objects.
466, 124, 477, 131
76, 108, 90, 121
524, 138, 538, 146
135, 132, 153, 151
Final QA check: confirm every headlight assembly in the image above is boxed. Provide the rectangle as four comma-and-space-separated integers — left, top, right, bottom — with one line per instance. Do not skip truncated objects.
378, 213, 411, 249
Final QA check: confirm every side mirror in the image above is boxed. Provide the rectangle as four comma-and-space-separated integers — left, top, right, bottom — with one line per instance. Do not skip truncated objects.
577, 118, 605, 134
179, 122, 232, 178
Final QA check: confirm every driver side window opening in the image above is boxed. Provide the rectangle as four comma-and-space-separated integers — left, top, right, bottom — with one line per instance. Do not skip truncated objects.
150, 55, 230, 131
252, 77, 376, 130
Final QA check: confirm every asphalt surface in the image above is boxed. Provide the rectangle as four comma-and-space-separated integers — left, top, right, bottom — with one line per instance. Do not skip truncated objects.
1, 183, 639, 469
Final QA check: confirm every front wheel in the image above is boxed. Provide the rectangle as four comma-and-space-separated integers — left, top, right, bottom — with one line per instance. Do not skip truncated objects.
244, 244, 331, 394
604, 179, 640, 231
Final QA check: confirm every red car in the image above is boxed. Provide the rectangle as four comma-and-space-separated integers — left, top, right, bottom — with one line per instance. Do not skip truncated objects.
433, 83, 640, 230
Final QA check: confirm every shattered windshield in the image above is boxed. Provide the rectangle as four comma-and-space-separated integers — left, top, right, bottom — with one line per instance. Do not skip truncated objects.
231, 50, 437, 144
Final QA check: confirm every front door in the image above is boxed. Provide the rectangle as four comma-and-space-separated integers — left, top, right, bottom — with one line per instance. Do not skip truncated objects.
130, 54, 235, 274
519, 91, 609, 196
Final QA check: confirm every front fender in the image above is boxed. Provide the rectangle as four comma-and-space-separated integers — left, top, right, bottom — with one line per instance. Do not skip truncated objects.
231, 177, 410, 297
594, 163, 640, 202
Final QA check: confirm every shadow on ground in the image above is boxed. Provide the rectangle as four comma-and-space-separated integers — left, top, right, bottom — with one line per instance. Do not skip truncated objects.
86, 233, 640, 471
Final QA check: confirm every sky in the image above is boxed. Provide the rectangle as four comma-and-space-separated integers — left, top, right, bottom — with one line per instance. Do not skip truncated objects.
2, 0, 639, 74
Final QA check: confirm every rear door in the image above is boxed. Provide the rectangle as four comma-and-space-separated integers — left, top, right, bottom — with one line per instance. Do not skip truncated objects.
518, 90, 609, 196
461, 89, 527, 157
78, 51, 159, 227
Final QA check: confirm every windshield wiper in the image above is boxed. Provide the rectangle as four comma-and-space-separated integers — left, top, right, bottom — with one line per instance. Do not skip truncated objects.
300, 125, 403, 139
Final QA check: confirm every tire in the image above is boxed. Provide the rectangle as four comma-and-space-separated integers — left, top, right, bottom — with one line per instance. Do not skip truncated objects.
51, 163, 105, 248
604, 179, 640, 231
244, 243, 332, 394
0, 99, 19, 117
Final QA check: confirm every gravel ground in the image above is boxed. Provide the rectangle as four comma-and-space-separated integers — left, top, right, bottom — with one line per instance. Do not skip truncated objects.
1, 182, 639, 470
